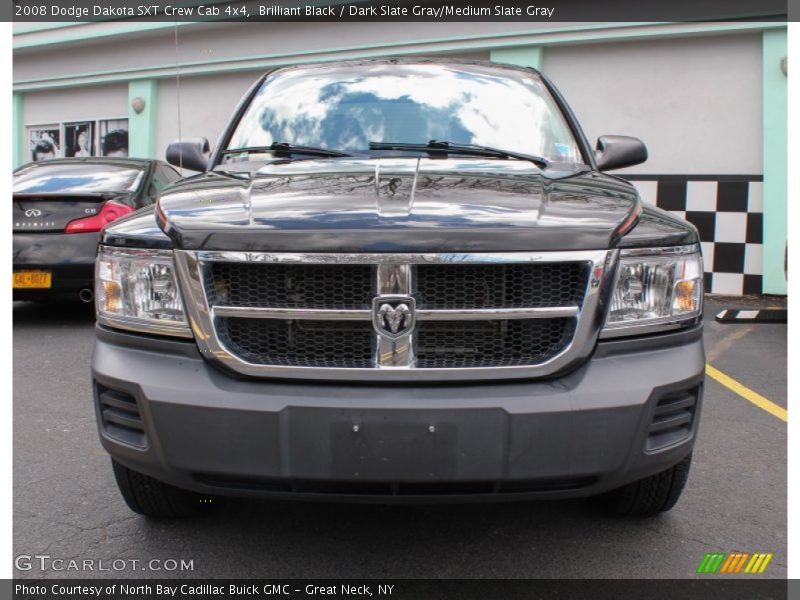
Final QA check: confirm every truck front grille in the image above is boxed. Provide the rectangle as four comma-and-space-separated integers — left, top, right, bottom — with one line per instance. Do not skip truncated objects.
207, 262, 588, 310
175, 250, 611, 381
416, 263, 588, 309
218, 317, 375, 368
207, 263, 374, 309
415, 318, 576, 369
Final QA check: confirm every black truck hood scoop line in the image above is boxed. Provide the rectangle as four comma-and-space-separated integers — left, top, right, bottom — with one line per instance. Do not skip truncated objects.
156, 158, 641, 253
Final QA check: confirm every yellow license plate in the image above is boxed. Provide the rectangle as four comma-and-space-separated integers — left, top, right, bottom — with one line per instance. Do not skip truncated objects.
13, 271, 52, 289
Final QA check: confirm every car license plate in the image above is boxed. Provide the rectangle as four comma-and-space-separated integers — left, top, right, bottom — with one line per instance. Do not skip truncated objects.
13, 270, 52, 289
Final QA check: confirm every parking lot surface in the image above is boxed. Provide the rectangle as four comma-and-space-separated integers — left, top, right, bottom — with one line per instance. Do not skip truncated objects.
13, 299, 786, 579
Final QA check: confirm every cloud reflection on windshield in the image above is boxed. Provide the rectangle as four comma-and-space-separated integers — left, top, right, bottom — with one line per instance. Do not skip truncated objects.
226, 63, 581, 162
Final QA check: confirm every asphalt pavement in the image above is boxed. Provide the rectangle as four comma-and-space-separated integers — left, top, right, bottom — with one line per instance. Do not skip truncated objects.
12, 298, 787, 579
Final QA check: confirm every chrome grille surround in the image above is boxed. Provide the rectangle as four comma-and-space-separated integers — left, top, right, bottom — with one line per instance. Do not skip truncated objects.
174, 250, 616, 382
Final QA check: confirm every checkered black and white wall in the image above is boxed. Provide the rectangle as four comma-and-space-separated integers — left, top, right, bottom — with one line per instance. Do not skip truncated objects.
626, 176, 763, 295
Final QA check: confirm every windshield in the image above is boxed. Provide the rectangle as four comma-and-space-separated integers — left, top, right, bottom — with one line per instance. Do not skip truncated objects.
225, 62, 583, 164
13, 163, 145, 195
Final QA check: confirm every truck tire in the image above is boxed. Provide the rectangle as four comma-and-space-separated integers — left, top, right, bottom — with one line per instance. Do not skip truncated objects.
598, 453, 692, 516
112, 460, 214, 518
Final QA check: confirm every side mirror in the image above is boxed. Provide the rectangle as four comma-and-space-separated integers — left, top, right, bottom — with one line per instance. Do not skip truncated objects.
166, 137, 210, 172
594, 135, 647, 171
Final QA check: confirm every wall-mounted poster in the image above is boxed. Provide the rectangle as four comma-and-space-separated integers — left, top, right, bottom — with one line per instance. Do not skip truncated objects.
99, 119, 129, 157
28, 126, 61, 162
64, 121, 94, 157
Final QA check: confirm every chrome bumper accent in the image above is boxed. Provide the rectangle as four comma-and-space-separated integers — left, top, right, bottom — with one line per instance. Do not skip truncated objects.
211, 306, 580, 321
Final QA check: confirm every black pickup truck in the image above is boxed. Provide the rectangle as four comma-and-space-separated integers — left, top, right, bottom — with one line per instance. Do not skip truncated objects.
92, 58, 704, 518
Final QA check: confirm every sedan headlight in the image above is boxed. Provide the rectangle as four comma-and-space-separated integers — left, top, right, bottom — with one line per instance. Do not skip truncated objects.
96, 246, 192, 338
602, 245, 703, 337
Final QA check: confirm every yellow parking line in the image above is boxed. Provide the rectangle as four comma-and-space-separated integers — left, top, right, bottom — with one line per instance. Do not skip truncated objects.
706, 364, 787, 423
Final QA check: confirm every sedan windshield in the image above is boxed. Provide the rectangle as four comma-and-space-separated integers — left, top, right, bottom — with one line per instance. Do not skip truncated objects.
13, 163, 145, 195
225, 62, 583, 164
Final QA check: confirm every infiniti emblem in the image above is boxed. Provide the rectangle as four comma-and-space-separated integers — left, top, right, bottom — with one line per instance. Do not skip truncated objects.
372, 296, 416, 339
24, 208, 42, 217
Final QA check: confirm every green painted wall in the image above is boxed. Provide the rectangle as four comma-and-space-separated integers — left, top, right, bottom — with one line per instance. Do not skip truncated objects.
128, 79, 158, 159
13, 92, 24, 168
761, 30, 787, 294
490, 45, 544, 69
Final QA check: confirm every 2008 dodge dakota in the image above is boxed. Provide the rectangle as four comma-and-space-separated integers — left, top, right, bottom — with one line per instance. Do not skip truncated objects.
92, 59, 704, 518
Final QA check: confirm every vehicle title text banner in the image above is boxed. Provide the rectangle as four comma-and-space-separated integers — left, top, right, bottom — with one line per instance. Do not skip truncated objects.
6, 0, 789, 22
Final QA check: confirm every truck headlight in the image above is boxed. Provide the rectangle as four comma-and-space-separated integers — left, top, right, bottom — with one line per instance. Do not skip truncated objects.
601, 245, 703, 337
96, 246, 192, 338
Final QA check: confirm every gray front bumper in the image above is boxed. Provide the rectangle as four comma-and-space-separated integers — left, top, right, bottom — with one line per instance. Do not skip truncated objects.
92, 326, 705, 501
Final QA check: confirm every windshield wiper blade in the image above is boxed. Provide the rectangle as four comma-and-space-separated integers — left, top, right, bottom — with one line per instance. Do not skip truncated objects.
221, 142, 351, 158
369, 140, 549, 169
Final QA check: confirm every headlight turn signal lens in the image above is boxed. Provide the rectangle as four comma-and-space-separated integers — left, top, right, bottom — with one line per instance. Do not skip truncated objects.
603, 246, 703, 336
95, 246, 192, 338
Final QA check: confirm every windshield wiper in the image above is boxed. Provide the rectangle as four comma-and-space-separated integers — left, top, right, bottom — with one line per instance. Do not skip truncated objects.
221, 142, 351, 158
369, 140, 550, 169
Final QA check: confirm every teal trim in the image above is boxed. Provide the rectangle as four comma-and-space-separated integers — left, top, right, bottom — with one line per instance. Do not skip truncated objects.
12, 93, 24, 168
761, 30, 787, 294
14, 21, 647, 48
14, 22, 199, 50
490, 46, 543, 69
13, 19, 786, 51
13, 23, 83, 34
128, 80, 158, 159
13, 21, 786, 91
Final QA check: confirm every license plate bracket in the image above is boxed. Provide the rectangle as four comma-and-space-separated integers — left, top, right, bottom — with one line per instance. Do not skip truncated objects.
330, 419, 459, 479
286, 407, 506, 481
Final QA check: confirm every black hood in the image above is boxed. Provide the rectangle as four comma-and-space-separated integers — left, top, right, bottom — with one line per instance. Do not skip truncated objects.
156, 158, 641, 253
